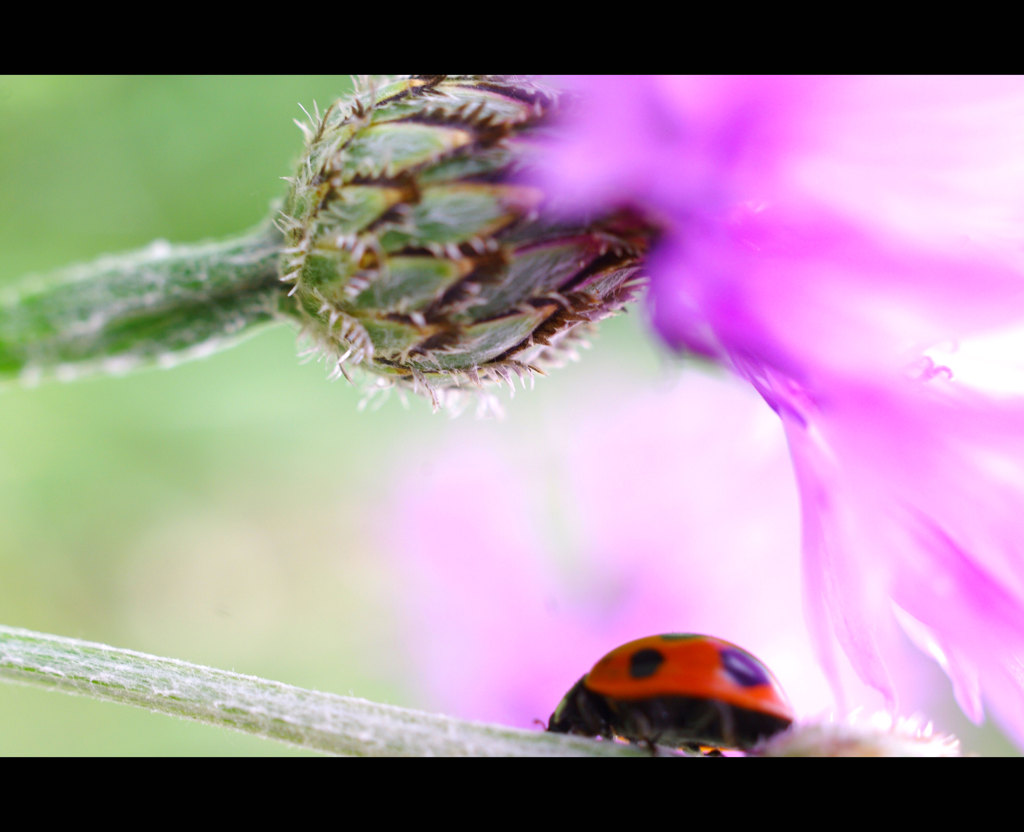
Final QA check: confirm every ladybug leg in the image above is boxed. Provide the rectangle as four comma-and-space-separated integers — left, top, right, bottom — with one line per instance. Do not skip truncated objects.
628, 711, 662, 755
715, 700, 737, 749
684, 704, 718, 741
642, 737, 662, 756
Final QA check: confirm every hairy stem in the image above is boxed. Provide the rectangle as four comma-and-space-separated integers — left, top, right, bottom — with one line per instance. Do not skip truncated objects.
0, 625, 646, 756
0, 222, 288, 384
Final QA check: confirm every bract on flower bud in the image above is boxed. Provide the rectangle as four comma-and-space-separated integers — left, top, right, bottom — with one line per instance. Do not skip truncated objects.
276, 75, 654, 402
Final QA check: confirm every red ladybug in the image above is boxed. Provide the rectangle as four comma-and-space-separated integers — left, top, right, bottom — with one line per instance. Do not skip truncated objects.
547, 634, 794, 751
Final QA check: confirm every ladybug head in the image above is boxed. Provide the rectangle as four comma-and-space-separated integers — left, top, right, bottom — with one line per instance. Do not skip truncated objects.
546, 674, 618, 738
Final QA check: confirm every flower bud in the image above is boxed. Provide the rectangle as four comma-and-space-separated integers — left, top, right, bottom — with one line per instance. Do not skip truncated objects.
276, 75, 653, 403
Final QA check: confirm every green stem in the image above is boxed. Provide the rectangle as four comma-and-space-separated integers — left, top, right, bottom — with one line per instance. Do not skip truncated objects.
0, 222, 288, 384
0, 624, 962, 755
0, 624, 645, 756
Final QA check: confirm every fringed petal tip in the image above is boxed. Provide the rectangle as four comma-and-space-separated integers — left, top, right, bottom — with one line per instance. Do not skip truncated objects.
758, 712, 963, 757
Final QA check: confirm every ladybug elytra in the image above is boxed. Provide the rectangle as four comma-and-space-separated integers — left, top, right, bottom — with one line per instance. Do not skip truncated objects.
546, 633, 794, 752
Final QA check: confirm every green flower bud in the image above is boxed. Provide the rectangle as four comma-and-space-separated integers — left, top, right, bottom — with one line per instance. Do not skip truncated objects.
275, 75, 653, 404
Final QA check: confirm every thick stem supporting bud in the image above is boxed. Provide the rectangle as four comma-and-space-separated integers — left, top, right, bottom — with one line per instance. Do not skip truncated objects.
0, 222, 284, 384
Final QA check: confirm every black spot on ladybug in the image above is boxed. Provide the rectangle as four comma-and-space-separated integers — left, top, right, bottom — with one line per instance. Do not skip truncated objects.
629, 648, 665, 679
720, 647, 770, 688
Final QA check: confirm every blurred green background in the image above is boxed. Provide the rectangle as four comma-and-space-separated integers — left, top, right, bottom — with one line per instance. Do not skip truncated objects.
0, 76, 1017, 755
0, 75, 662, 755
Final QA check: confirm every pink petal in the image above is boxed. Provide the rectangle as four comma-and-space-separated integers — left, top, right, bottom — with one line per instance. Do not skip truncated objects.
535, 75, 1024, 745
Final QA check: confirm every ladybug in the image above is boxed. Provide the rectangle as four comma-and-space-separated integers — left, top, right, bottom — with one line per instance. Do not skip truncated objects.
546, 634, 794, 752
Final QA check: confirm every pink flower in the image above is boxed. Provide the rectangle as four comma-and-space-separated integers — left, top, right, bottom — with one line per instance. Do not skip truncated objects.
380, 373, 844, 727
536, 76, 1024, 747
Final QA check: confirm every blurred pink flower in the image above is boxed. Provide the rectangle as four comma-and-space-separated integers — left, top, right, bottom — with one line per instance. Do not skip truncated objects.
380, 372, 957, 731
534, 75, 1024, 746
